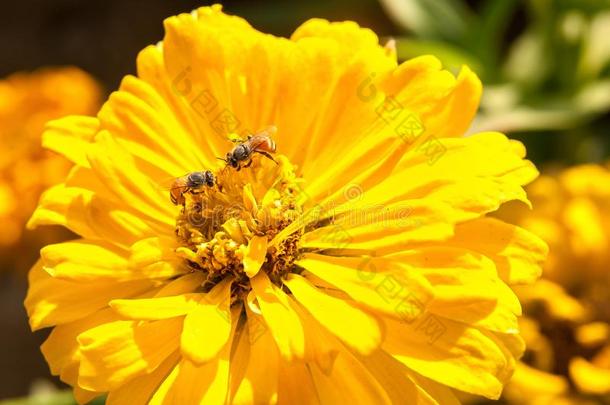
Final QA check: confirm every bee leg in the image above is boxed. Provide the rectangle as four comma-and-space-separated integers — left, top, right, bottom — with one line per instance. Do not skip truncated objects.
243, 159, 254, 168
257, 151, 278, 165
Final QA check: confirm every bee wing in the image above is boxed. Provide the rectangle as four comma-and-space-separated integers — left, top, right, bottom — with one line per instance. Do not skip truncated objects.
247, 136, 269, 150
227, 126, 277, 145
252, 125, 277, 138
155, 174, 187, 191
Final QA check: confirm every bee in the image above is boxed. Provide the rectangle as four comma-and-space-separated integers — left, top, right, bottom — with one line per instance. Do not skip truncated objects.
168, 171, 215, 205
220, 126, 277, 170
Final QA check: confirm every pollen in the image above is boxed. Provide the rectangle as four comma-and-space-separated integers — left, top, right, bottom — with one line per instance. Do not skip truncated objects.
174, 154, 305, 301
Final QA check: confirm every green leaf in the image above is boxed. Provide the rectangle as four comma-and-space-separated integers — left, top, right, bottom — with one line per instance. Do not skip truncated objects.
0, 390, 107, 405
467, 0, 519, 81
395, 37, 482, 74
379, 0, 472, 41
578, 11, 610, 80
575, 79, 610, 114
471, 107, 587, 134
472, 79, 610, 134
503, 29, 551, 87
0, 391, 76, 405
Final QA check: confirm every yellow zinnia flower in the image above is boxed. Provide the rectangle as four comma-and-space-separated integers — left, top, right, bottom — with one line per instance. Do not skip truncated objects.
0, 67, 101, 251
500, 164, 610, 405
25, 5, 547, 404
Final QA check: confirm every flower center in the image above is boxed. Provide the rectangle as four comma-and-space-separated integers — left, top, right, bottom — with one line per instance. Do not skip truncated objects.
174, 154, 304, 302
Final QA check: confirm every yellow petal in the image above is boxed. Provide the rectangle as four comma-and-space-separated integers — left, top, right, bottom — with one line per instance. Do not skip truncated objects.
41, 240, 129, 281
77, 388, 96, 404
345, 132, 537, 216
181, 278, 233, 364
446, 217, 548, 285
277, 360, 321, 405
164, 5, 399, 178
100, 74, 208, 174
564, 197, 608, 257
110, 293, 200, 320
155, 359, 231, 404
74, 387, 102, 405
390, 247, 521, 333
87, 131, 175, 232
77, 317, 182, 391
25, 261, 154, 331
135, 44, 226, 168
249, 272, 306, 361
242, 235, 268, 278
231, 307, 279, 405
299, 200, 457, 255
570, 357, 610, 395
516, 279, 587, 322
383, 315, 510, 399
354, 350, 425, 404
149, 306, 240, 405
41, 308, 118, 386
288, 296, 341, 372
42, 115, 98, 167
305, 136, 409, 213
162, 6, 265, 160
503, 362, 568, 402
297, 253, 433, 321
307, 347, 392, 404
27, 183, 152, 247
153, 272, 205, 297
422, 65, 482, 138
106, 352, 180, 405
380, 59, 481, 139
129, 236, 186, 279
291, 19, 384, 56
575, 322, 610, 347
288, 18, 395, 174
406, 370, 461, 405
242, 183, 258, 214
284, 274, 382, 356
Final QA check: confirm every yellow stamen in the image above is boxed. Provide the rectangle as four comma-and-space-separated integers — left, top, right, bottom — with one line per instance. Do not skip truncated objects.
174, 154, 304, 302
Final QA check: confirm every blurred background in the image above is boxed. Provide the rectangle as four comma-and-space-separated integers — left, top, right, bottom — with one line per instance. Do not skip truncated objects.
1, 0, 609, 403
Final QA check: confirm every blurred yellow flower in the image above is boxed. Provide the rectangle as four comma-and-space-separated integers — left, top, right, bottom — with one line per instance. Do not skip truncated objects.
0, 67, 101, 250
501, 164, 610, 404
25, 5, 546, 404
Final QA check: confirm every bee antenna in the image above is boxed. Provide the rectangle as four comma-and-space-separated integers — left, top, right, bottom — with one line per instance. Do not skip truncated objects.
216, 156, 227, 163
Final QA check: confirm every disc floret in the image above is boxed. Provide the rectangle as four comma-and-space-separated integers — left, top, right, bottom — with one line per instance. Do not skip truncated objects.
174, 155, 304, 300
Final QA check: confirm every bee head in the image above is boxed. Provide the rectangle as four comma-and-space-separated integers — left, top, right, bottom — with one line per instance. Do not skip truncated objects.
204, 171, 215, 187
227, 153, 239, 168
